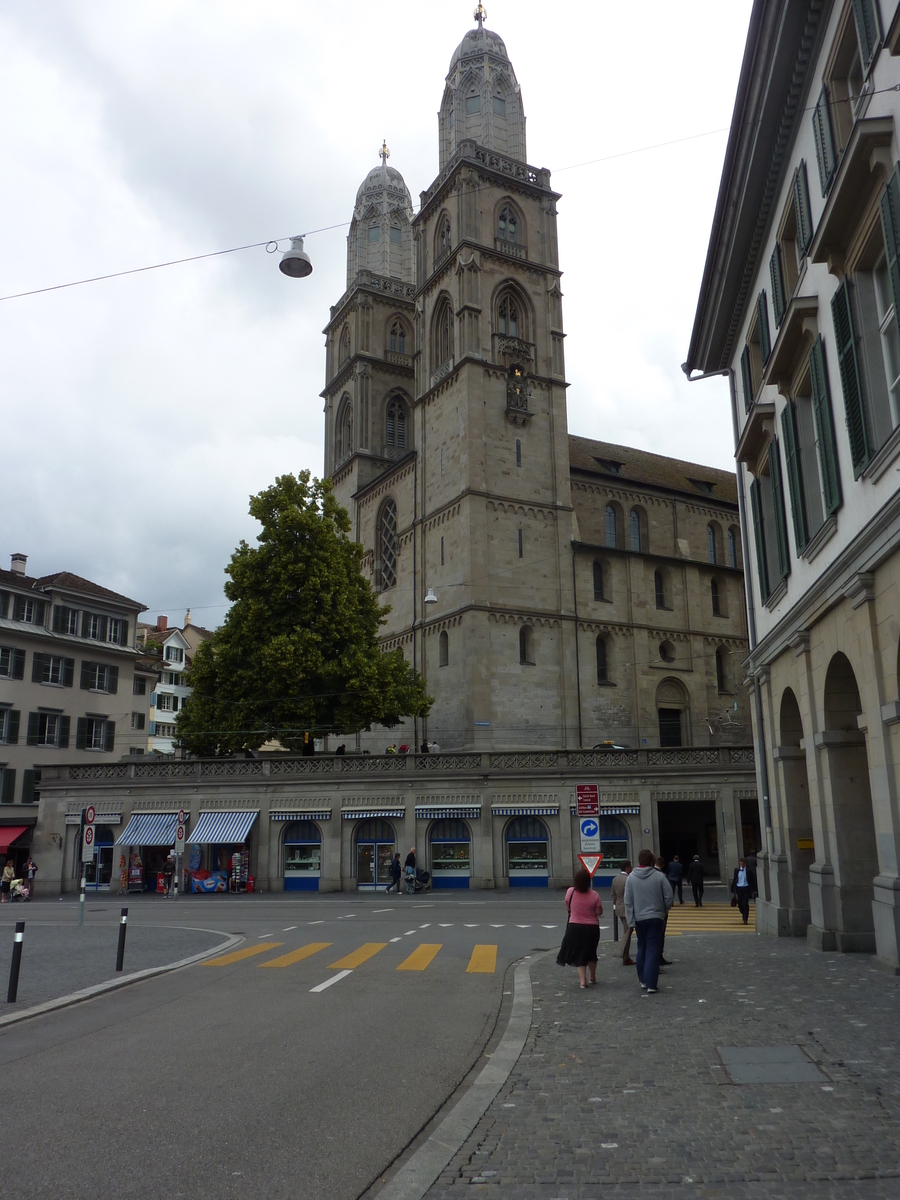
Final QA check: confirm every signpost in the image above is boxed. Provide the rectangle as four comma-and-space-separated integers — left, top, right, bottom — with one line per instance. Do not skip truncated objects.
174, 810, 187, 900
575, 784, 600, 816
79, 805, 96, 926
579, 817, 600, 853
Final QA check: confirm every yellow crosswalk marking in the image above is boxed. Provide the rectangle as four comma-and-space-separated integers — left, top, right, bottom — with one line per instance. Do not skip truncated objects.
203, 943, 283, 966
260, 942, 332, 968
665, 903, 756, 933
329, 942, 387, 969
397, 943, 442, 971
466, 944, 497, 973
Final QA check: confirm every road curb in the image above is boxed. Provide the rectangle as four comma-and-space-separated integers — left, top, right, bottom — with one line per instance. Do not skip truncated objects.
376, 951, 543, 1200
0, 929, 243, 1028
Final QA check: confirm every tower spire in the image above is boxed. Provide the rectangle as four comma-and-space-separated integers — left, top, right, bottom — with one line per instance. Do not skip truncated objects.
474, 2, 486, 29
379, 139, 390, 166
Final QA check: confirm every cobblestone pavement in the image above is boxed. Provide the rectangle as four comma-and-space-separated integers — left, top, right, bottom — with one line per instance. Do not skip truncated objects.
424, 915, 900, 1200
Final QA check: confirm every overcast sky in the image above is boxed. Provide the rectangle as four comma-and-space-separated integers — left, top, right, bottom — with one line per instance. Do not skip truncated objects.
1, 0, 753, 628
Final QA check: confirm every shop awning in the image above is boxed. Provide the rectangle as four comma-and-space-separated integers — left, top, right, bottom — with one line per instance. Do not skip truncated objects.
0, 826, 30, 852
271, 810, 332, 822
188, 810, 258, 844
569, 804, 641, 816
341, 808, 405, 819
492, 805, 559, 817
116, 812, 178, 846
416, 805, 481, 820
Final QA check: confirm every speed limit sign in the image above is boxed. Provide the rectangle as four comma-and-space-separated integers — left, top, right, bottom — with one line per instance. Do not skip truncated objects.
85, 805, 96, 825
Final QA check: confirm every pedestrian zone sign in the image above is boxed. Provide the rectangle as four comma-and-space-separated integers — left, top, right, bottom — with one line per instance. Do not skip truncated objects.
578, 853, 603, 877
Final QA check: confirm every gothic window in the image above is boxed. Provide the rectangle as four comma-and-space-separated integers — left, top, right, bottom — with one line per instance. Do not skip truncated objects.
707, 523, 718, 564
377, 499, 398, 591
466, 94, 481, 114
336, 398, 352, 462
711, 578, 721, 616
439, 630, 449, 667
368, 226, 381, 243
519, 625, 534, 665
727, 528, 738, 568
498, 294, 518, 337
593, 560, 606, 602
386, 397, 407, 450
433, 296, 454, 367
437, 215, 452, 259
389, 227, 402, 244
493, 95, 506, 116
629, 509, 642, 552
339, 326, 350, 367
605, 506, 617, 548
596, 636, 609, 683
389, 319, 407, 354
516, 438, 522, 467
518, 528, 523, 558
498, 205, 518, 243
716, 646, 728, 692
654, 570, 667, 609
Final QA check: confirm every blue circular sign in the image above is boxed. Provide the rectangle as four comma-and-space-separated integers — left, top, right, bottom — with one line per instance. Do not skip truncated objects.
581, 819, 599, 838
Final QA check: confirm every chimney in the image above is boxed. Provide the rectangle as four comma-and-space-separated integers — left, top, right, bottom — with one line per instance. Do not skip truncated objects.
10, 554, 27, 577
184, 608, 192, 627
157, 615, 168, 632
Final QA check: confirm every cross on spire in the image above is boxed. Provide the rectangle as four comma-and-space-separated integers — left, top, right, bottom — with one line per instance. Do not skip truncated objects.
474, 2, 486, 28
379, 140, 390, 166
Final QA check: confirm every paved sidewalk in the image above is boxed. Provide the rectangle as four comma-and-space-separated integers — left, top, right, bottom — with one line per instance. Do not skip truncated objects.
424, 909, 900, 1200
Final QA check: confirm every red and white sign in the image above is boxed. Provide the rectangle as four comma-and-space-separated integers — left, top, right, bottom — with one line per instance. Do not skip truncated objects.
83, 823, 95, 860
577, 853, 603, 877
175, 823, 185, 848
575, 785, 599, 816
85, 805, 96, 825
177, 809, 186, 826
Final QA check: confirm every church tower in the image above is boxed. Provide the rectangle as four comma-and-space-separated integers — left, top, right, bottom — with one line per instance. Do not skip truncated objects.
324, 13, 577, 750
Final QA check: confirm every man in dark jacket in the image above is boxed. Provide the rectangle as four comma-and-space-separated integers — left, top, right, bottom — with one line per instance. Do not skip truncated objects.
687, 855, 705, 906
666, 855, 684, 904
731, 858, 758, 924
624, 849, 673, 994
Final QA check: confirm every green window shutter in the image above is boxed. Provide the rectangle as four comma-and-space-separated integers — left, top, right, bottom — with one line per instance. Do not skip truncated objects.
749, 479, 771, 602
12, 649, 25, 680
757, 291, 771, 363
0, 591, 8, 619
768, 440, 791, 581
879, 165, 900, 338
793, 161, 813, 254
58, 715, 70, 749
1, 769, 15, 805
75, 718, 88, 750
810, 339, 843, 515
107, 665, 119, 695
851, 0, 881, 71
21, 770, 35, 805
31, 653, 45, 683
831, 280, 871, 474
781, 403, 810, 552
52, 605, 64, 633
813, 87, 837, 194
740, 345, 754, 412
80, 662, 91, 690
770, 246, 787, 327
120, 621, 129, 647
63, 658, 74, 688
26, 712, 40, 746
7, 711, 20, 745
104, 720, 116, 752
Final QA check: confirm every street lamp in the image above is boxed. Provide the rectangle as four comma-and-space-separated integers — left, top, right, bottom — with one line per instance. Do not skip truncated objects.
279, 236, 313, 278
424, 588, 437, 605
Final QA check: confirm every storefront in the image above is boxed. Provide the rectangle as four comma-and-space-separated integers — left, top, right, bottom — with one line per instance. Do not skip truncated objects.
278, 817, 325, 891
351, 817, 397, 890
84, 825, 116, 890
0, 821, 34, 879
115, 812, 179, 892
427, 819, 471, 889
503, 815, 551, 887
187, 810, 259, 892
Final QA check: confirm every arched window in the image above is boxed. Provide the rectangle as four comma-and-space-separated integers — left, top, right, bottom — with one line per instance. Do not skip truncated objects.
596, 636, 609, 683
630, 509, 642, 552
498, 294, 518, 337
654, 570, 666, 609
593, 560, 606, 601
716, 646, 728, 692
711, 578, 721, 616
339, 326, 350, 366
727, 527, 738, 569
519, 625, 534, 665
377, 499, 398, 591
497, 204, 518, 243
516, 438, 522, 467
707, 523, 718, 564
386, 396, 407, 451
439, 630, 449, 667
336, 399, 352, 462
433, 297, 453, 367
437, 215, 452, 258
389, 319, 407, 355
605, 505, 617, 548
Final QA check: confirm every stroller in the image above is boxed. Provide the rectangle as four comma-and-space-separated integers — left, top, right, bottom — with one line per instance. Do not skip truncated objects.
405, 867, 432, 894
10, 879, 29, 902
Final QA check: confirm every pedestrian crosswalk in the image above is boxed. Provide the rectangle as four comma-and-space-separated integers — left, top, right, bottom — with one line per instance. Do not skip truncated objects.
664, 903, 756, 933
201, 939, 501, 976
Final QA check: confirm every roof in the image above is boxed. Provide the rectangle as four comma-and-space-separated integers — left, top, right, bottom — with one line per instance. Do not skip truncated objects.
568, 435, 738, 507
0, 567, 144, 610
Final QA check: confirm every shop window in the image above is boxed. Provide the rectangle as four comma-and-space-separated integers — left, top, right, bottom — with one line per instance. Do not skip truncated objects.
597, 815, 630, 871
430, 819, 470, 877
506, 816, 549, 878
283, 820, 321, 885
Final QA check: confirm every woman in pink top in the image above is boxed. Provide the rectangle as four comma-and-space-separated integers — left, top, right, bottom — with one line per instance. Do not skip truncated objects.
555, 867, 603, 988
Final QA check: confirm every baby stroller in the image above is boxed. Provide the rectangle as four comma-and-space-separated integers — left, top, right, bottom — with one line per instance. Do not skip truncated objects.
406, 867, 432, 894
10, 879, 29, 902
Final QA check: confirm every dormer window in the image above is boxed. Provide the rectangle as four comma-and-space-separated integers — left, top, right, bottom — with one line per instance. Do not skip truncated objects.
593, 458, 624, 475
689, 478, 715, 494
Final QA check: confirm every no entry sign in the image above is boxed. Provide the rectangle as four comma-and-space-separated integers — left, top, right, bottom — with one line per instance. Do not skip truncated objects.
575, 785, 599, 816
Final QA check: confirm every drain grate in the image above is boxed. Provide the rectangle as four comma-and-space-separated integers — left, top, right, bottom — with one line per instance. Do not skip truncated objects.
718, 1045, 825, 1084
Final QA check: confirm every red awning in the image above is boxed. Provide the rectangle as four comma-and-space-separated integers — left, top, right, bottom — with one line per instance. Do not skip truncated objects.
0, 826, 30, 853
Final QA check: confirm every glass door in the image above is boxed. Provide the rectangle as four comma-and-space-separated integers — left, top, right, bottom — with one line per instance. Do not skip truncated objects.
85, 843, 114, 890
357, 843, 375, 886
376, 844, 394, 886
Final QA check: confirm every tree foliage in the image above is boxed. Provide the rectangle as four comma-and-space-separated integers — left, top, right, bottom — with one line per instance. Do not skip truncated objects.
176, 472, 431, 754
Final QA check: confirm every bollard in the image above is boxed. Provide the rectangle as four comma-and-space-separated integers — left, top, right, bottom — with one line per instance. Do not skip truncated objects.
115, 907, 128, 972
613, 912, 619, 942
7, 921, 24, 1003
79, 866, 86, 926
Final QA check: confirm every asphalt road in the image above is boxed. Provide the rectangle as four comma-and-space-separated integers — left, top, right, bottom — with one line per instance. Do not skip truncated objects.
0, 892, 575, 1200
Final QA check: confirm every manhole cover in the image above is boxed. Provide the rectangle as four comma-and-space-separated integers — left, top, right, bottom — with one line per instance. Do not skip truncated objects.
718, 1045, 825, 1084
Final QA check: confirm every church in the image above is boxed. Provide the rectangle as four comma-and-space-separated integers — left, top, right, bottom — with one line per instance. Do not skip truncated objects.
322, 10, 752, 761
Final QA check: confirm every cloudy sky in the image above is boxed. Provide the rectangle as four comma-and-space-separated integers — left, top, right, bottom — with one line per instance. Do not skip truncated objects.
1, 0, 753, 628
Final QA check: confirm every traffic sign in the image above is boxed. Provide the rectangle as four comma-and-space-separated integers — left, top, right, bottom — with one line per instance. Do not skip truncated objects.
175, 823, 185, 848
82, 823, 96, 860
579, 817, 600, 852
85, 805, 96, 825
578, 853, 603, 877
575, 784, 599, 816
177, 809, 186, 826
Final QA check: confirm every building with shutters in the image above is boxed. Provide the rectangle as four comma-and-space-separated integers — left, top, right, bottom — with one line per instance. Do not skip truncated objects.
0, 553, 151, 839
686, 0, 900, 970
136, 614, 212, 754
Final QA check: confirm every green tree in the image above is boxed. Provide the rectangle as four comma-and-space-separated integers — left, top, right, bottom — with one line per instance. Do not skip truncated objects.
176, 472, 431, 755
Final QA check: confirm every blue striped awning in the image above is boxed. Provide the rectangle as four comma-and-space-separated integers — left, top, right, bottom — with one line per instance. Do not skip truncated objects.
492, 805, 559, 817
416, 806, 481, 820
188, 811, 258, 844
342, 808, 405, 819
271, 810, 331, 822
569, 805, 641, 816
116, 812, 178, 846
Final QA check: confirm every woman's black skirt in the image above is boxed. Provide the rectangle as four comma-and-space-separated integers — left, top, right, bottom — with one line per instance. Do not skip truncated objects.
556, 922, 600, 967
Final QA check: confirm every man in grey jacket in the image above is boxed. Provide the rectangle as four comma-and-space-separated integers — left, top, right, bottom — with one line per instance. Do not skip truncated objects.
624, 848, 673, 994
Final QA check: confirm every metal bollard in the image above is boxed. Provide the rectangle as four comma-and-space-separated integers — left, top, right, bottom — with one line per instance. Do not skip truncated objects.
79, 867, 86, 926
7, 921, 24, 1002
613, 912, 619, 942
115, 907, 128, 972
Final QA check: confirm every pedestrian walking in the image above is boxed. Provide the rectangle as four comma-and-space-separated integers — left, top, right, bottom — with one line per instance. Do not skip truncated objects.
385, 744, 397, 754
730, 857, 758, 924
624, 849, 673, 995
404, 847, 416, 892
386, 852, 402, 893
24, 856, 37, 899
556, 867, 602, 988
687, 854, 705, 906
610, 861, 635, 966
162, 855, 176, 898
0, 859, 13, 903
420, 740, 430, 753
667, 854, 684, 904
654, 855, 673, 966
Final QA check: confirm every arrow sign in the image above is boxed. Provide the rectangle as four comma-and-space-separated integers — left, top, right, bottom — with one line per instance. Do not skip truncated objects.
579, 817, 600, 852
578, 853, 603, 877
